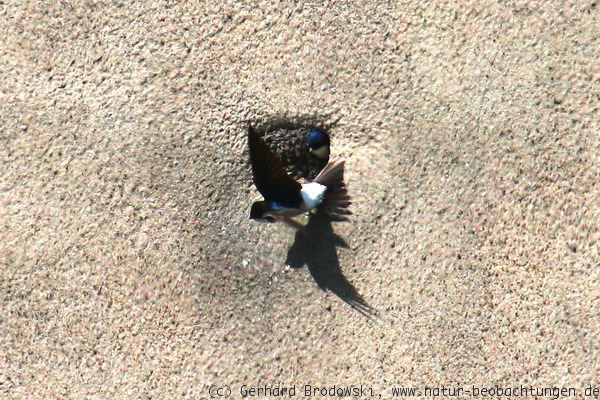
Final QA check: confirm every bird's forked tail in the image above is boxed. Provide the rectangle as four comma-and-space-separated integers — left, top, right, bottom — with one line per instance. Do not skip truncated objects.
314, 160, 352, 221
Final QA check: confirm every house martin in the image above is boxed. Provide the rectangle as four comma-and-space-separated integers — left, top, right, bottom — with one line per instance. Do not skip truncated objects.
248, 125, 351, 229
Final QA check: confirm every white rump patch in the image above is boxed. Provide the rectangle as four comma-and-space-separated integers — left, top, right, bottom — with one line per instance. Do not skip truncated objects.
300, 182, 327, 210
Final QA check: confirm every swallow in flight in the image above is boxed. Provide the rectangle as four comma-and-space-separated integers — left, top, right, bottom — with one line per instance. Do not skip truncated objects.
248, 125, 351, 229
307, 129, 330, 160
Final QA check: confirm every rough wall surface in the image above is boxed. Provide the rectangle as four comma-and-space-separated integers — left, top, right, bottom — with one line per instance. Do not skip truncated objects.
1, 1, 598, 398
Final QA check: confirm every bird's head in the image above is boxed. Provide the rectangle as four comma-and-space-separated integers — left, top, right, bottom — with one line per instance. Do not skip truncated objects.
307, 129, 330, 160
250, 201, 276, 223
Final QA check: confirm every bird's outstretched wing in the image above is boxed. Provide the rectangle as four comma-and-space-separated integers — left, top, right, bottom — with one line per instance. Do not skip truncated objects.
248, 125, 301, 200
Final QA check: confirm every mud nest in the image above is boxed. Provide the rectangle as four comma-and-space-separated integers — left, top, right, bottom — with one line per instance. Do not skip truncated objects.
258, 127, 329, 181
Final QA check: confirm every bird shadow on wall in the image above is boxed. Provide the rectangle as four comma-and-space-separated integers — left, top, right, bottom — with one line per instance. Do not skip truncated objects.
285, 210, 376, 318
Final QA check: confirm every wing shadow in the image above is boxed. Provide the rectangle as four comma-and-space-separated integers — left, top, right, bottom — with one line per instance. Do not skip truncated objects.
285, 210, 376, 318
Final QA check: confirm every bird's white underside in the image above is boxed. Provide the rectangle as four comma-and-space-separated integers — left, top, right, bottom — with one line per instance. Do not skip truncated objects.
310, 146, 330, 160
300, 182, 327, 210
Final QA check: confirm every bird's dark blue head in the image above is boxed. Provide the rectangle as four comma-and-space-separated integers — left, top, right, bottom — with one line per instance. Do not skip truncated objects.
307, 129, 330, 149
307, 129, 330, 159
250, 201, 267, 219
250, 201, 276, 222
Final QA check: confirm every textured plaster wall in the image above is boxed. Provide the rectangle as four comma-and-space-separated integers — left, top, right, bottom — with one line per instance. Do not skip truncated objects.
0, 1, 598, 398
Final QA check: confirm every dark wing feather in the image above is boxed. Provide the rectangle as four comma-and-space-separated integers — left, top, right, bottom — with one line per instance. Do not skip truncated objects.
248, 125, 301, 200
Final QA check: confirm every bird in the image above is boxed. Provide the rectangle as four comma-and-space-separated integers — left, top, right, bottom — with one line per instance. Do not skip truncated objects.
248, 125, 351, 229
307, 129, 330, 160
